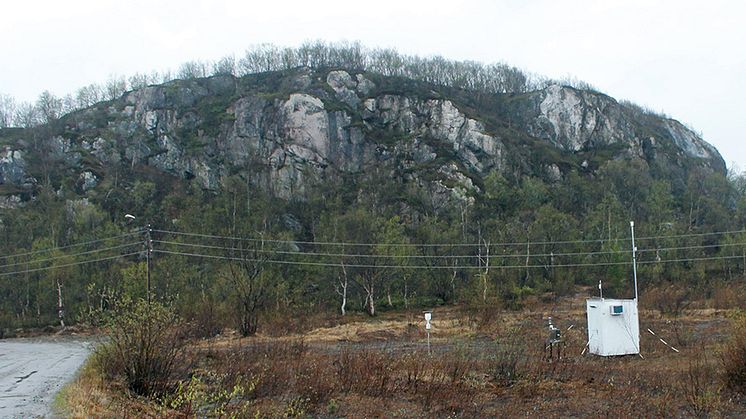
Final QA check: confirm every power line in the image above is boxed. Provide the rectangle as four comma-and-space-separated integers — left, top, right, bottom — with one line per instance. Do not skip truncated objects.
0, 242, 142, 270
638, 254, 746, 265
153, 239, 631, 259
151, 249, 528, 269
153, 238, 746, 261
0, 230, 143, 261
636, 228, 746, 242
638, 240, 746, 254
153, 228, 479, 247
154, 248, 742, 270
154, 228, 635, 248
0, 231, 743, 278
0, 251, 141, 277
153, 227, 746, 249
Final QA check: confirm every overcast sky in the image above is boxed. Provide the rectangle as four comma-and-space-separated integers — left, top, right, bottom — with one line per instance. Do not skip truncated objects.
3, 0, 745, 170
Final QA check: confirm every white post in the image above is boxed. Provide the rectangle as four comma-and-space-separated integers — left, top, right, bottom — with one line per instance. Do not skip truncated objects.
630, 221, 638, 301
424, 311, 432, 355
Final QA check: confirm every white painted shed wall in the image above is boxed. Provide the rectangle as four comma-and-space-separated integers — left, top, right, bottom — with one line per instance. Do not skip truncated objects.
586, 298, 639, 356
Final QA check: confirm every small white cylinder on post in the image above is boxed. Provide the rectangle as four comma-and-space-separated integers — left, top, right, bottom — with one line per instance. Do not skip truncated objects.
424, 311, 432, 355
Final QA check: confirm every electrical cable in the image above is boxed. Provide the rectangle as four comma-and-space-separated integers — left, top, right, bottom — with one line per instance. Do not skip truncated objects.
2, 230, 745, 277
637, 254, 746, 265
153, 239, 746, 260
150, 249, 652, 269
0, 230, 143, 260
0, 251, 141, 277
0, 242, 142, 269
152, 247, 746, 270
637, 241, 746, 254
152, 239, 631, 259
635, 228, 746, 242
152, 228, 630, 247
153, 227, 746, 249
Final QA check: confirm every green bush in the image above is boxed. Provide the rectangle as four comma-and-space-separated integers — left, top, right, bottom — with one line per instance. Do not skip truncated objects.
93, 298, 186, 397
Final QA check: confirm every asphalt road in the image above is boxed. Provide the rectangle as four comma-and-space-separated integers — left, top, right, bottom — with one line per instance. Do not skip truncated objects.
0, 337, 92, 418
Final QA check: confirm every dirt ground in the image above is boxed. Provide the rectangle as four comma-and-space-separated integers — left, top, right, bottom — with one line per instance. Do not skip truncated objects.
64, 294, 746, 417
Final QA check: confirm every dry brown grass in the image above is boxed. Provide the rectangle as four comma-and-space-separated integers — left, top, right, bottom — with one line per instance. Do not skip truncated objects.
64, 292, 746, 417
59, 360, 166, 418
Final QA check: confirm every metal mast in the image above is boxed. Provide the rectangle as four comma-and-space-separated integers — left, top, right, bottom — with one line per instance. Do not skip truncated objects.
630, 221, 638, 301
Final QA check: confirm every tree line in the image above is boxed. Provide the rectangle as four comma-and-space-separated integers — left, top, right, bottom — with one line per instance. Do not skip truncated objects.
1, 41, 610, 129
1, 160, 745, 335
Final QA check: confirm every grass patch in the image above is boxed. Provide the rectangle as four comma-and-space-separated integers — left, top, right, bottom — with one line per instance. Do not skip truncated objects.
63, 296, 746, 417
53, 358, 107, 418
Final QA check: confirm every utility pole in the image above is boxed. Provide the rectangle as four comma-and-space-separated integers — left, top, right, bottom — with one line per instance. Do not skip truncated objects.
146, 224, 152, 304
125, 214, 152, 303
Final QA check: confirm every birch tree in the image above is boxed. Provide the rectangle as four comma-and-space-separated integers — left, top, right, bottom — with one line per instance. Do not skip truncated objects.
0, 93, 17, 127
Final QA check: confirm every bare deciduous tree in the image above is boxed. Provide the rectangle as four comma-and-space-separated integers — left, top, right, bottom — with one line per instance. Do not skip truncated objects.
36, 90, 62, 124
0, 94, 17, 127
14, 101, 41, 128
105, 75, 128, 101
61, 93, 77, 115
128, 72, 151, 90
226, 239, 271, 336
76, 84, 104, 108
178, 60, 209, 79
211, 55, 236, 76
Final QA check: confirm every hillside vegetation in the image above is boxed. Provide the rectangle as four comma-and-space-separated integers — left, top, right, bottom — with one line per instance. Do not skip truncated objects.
0, 44, 743, 337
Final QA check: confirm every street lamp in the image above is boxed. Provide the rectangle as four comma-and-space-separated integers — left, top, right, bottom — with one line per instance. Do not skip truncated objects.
125, 214, 152, 304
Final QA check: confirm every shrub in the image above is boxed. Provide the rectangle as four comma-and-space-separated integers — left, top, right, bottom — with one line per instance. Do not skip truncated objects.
185, 295, 224, 339
489, 327, 528, 386
643, 283, 691, 316
680, 346, 721, 417
94, 298, 186, 397
163, 373, 253, 417
713, 281, 746, 310
722, 314, 746, 393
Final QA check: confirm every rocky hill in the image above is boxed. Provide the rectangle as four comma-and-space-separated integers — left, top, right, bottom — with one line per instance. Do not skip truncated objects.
0, 67, 724, 212
0, 64, 741, 332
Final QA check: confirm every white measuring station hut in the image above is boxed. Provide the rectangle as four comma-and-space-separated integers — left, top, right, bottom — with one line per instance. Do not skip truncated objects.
585, 221, 641, 357
586, 298, 639, 356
